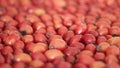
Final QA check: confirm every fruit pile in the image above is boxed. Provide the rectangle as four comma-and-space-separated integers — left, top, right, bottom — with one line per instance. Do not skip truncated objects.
0, 0, 120, 68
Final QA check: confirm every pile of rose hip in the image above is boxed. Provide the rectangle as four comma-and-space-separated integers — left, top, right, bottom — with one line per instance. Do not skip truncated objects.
0, 0, 120, 68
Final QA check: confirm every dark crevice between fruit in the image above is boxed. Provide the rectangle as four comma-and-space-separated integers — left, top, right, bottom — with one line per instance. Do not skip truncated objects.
96, 16, 100, 21
4, 22, 9, 28
62, 6, 67, 10
96, 46, 102, 52
118, 55, 120, 61
20, 30, 27, 36
46, 33, 51, 38
112, 34, 118, 37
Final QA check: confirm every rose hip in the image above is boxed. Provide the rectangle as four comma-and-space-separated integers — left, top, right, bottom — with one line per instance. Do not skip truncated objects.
96, 42, 110, 52
89, 61, 106, 68
69, 35, 82, 44
82, 34, 96, 44
21, 35, 33, 43
94, 52, 105, 61
19, 24, 33, 34
0, 53, 5, 63
77, 54, 95, 65
74, 63, 87, 68
70, 42, 85, 50
26, 42, 48, 53
57, 26, 68, 36
74, 23, 87, 34
14, 53, 32, 63
106, 45, 120, 56
34, 33, 47, 43
31, 52, 47, 62
0, 63, 12, 68
45, 49, 64, 61
32, 22, 46, 30
29, 60, 44, 68
85, 44, 96, 52
49, 38, 67, 50
13, 62, 25, 68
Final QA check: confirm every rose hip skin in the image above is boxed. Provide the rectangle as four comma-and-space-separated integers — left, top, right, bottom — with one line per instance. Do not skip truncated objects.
45, 49, 64, 61
70, 42, 85, 50
80, 50, 93, 56
26, 42, 48, 53
49, 38, 67, 50
21, 35, 33, 43
31, 52, 47, 62
82, 34, 96, 44
19, 24, 33, 34
74, 23, 87, 34
14, 53, 32, 63
77, 54, 95, 65
94, 52, 105, 61
34, 33, 47, 43
13, 62, 25, 68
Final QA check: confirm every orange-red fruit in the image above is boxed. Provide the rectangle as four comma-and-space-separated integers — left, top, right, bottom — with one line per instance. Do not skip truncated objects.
107, 62, 120, 68
63, 31, 75, 42
90, 61, 106, 68
27, 42, 48, 53
0, 63, 12, 68
109, 26, 120, 36
96, 42, 110, 52
97, 36, 107, 44
1, 46, 13, 55
74, 63, 87, 68
74, 23, 87, 34
14, 53, 32, 63
21, 35, 33, 43
31, 52, 47, 62
45, 49, 64, 61
70, 42, 85, 50
105, 55, 118, 63
77, 54, 95, 65
80, 50, 93, 56
19, 24, 33, 34
33, 22, 46, 30
57, 26, 68, 36
34, 33, 47, 43
64, 47, 79, 56
57, 61, 72, 68
4, 34, 18, 46
49, 38, 67, 50
107, 37, 120, 45
106, 45, 120, 56
29, 60, 44, 68
13, 40, 24, 49
82, 34, 96, 44
69, 35, 82, 44
85, 44, 96, 52
13, 62, 25, 68
94, 52, 105, 60
48, 35, 62, 42
43, 63, 54, 68
0, 53, 5, 63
